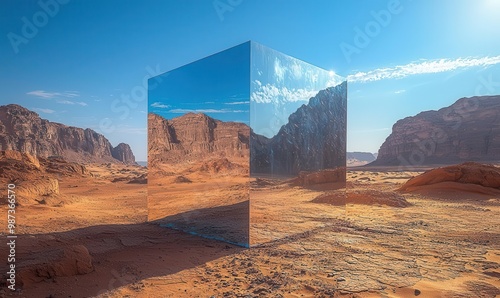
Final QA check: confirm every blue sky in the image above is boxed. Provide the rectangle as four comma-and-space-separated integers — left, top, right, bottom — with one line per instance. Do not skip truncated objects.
1, 0, 499, 160
148, 42, 250, 123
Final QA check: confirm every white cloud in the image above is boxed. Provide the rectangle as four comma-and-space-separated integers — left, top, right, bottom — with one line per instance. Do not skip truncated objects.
394, 89, 406, 94
58, 100, 87, 106
251, 82, 318, 104
306, 70, 318, 84
151, 102, 170, 108
168, 109, 246, 113
347, 56, 500, 83
225, 101, 250, 105
32, 108, 55, 114
27, 90, 80, 98
27, 90, 85, 106
274, 58, 285, 82
291, 62, 303, 80
63, 91, 80, 98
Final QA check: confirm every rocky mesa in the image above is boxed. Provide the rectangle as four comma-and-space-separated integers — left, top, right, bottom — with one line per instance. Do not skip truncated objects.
372, 95, 500, 166
148, 112, 250, 165
0, 104, 136, 164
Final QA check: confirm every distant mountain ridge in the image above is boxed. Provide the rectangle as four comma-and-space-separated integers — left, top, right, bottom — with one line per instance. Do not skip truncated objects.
347, 152, 376, 166
371, 95, 500, 166
0, 104, 136, 164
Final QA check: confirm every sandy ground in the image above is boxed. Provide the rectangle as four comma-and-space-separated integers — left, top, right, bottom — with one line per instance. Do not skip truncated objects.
250, 178, 345, 246
14, 164, 148, 234
2, 164, 500, 297
148, 158, 250, 246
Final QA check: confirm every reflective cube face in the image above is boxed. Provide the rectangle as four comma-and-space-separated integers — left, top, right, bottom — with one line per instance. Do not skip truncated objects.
249, 42, 347, 246
148, 41, 346, 247
148, 42, 251, 246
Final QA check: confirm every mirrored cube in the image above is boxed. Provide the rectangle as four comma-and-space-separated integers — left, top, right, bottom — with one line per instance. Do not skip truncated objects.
148, 41, 346, 248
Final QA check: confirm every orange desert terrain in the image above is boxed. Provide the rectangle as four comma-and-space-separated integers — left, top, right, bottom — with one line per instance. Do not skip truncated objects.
2, 151, 499, 297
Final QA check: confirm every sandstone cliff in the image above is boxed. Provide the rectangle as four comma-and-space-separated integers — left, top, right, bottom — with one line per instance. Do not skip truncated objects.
0, 104, 136, 164
148, 112, 249, 165
372, 96, 500, 166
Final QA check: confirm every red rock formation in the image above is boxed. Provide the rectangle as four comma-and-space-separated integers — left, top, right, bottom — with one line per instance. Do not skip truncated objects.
373, 96, 500, 166
18, 245, 93, 286
290, 168, 346, 187
148, 112, 249, 165
111, 143, 136, 165
0, 104, 136, 164
400, 162, 500, 191
0, 150, 92, 205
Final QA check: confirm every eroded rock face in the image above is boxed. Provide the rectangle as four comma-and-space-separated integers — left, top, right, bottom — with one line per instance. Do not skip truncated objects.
400, 162, 500, 191
290, 168, 346, 187
0, 104, 136, 164
0, 150, 40, 169
111, 143, 136, 165
373, 96, 500, 166
18, 245, 93, 286
148, 112, 250, 165
17, 178, 60, 204
251, 83, 347, 175
0, 150, 93, 205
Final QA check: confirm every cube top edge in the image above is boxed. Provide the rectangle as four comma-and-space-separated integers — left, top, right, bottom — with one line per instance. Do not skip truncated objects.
148, 41, 345, 83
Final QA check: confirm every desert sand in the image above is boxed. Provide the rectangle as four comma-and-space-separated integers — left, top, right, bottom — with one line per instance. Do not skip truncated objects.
3, 158, 499, 297
148, 157, 250, 246
104, 165, 499, 297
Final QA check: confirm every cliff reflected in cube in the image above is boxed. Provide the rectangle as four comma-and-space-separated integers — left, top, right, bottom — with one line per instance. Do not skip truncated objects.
148, 42, 250, 246
148, 41, 346, 247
